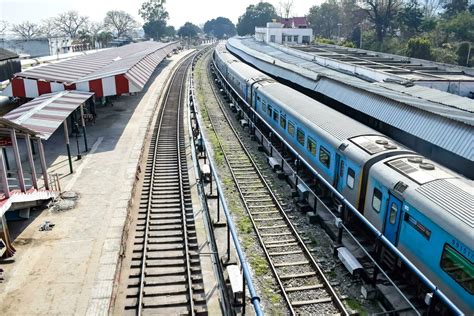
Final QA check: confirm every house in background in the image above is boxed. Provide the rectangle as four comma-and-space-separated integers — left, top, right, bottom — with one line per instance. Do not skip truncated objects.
0, 48, 21, 82
279, 17, 310, 29
255, 18, 313, 45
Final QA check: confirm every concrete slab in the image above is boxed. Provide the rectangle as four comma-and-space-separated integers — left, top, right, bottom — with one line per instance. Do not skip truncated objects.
0, 50, 194, 315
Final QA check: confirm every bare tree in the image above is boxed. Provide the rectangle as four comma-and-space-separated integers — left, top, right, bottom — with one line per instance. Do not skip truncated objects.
362, 0, 402, 43
54, 11, 89, 39
423, 0, 445, 17
41, 18, 60, 39
104, 10, 138, 38
0, 20, 8, 37
88, 22, 103, 48
11, 21, 43, 40
279, 0, 295, 19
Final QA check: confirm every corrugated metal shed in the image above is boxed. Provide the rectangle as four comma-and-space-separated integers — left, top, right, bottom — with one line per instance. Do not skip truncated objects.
4, 91, 93, 139
227, 38, 474, 163
2, 41, 179, 98
0, 48, 19, 61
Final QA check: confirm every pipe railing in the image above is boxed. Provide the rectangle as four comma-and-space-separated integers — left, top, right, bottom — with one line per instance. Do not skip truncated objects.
211, 52, 463, 316
188, 51, 263, 316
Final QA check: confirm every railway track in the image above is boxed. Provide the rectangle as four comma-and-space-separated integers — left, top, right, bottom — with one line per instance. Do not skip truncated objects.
197, 52, 348, 315
124, 53, 207, 315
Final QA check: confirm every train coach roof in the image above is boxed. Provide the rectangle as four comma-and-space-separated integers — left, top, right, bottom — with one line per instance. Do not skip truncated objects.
228, 61, 269, 82
373, 156, 473, 248
256, 82, 381, 142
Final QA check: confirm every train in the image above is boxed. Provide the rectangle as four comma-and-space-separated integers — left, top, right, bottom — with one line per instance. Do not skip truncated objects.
213, 42, 473, 314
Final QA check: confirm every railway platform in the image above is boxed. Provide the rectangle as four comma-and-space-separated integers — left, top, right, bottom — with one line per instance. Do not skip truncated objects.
0, 50, 194, 315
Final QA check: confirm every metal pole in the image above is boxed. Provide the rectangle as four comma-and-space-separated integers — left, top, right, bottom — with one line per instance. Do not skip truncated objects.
242, 270, 246, 315
64, 121, 73, 174
37, 139, 49, 190
209, 169, 213, 196
80, 104, 88, 151
227, 224, 231, 262
217, 190, 220, 223
0, 148, 10, 198
2, 148, 9, 171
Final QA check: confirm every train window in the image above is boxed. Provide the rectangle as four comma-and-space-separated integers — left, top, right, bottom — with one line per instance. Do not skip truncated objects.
267, 105, 272, 116
372, 188, 382, 213
280, 114, 286, 129
288, 121, 295, 136
307, 137, 317, 156
347, 168, 355, 189
440, 244, 474, 294
319, 146, 331, 168
389, 203, 398, 224
273, 110, 279, 122
297, 128, 305, 146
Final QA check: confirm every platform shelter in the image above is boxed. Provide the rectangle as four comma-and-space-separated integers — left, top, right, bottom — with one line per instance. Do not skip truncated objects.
3, 90, 94, 175
0, 118, 60, 258
1, 41, 179, 99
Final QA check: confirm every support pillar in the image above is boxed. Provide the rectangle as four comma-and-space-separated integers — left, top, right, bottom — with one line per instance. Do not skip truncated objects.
0, 148, 10, 198
10, 130, 25, 192
25, 135, 38, 189
80, 104, 88, 152
37, 139, 49, 190
64, 121, 73, 174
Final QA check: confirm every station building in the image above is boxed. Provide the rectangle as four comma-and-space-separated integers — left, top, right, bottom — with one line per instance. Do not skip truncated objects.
255, 20, 313, 45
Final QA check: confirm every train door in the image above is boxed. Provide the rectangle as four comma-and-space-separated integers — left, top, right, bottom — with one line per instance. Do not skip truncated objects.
383, 194, 403, 244
334, 154, 344, 192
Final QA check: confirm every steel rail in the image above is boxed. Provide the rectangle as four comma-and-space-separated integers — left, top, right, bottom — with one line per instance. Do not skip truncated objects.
203, 53, 348, 315
211, 49, 463, 315
136, 54, 196, 315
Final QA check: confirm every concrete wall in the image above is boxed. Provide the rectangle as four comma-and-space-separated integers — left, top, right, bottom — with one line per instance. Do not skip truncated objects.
1, 39, 50, 58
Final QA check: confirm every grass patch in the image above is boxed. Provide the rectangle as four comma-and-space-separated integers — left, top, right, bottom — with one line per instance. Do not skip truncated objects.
345, 298, 367, 315
263, 287, 281, 306
238, 216, 253, 234
250, 254, 269, 276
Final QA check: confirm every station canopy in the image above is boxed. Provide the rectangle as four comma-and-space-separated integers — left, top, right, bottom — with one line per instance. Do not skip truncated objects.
2, 41, 179, 98
3, 91, 93, 139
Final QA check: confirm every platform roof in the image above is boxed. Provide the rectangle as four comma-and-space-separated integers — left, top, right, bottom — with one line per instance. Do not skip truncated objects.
2, 41, 179, 98
226, 38, 474, 168
3, 91, 93, 140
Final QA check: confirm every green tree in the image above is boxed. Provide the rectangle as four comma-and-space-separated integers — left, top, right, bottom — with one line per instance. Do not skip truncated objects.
307, 1, 341, 38
203, 17, 236, 39
339, 0, 366, 38
177, 22, 201, 38
442, 0, 468, 18
236, 2, 277, 35
139, 0, 170, 40
406, 37, 433, 59
399, 0, 424, 39
456, 42, 471, 66
442, 11, 474, 41
362, 0, 402, 43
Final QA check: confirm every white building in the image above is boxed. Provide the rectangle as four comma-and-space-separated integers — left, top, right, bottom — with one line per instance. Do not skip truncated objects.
255, 21, 313, 45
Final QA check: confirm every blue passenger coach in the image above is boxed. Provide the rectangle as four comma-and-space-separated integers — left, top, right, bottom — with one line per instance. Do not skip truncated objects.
213, 42, 473, 314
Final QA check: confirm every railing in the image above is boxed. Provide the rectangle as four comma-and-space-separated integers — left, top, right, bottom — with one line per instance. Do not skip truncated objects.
188, 50, 264, 316
47, 173, 61, 192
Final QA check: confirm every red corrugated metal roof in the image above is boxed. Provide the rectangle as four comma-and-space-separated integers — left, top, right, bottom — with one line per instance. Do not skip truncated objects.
279, 17, 308, 28
4, 91, 93, 139
16, 41, 177, 84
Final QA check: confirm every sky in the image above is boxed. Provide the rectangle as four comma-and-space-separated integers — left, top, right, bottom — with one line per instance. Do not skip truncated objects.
0, 0, 320, 30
